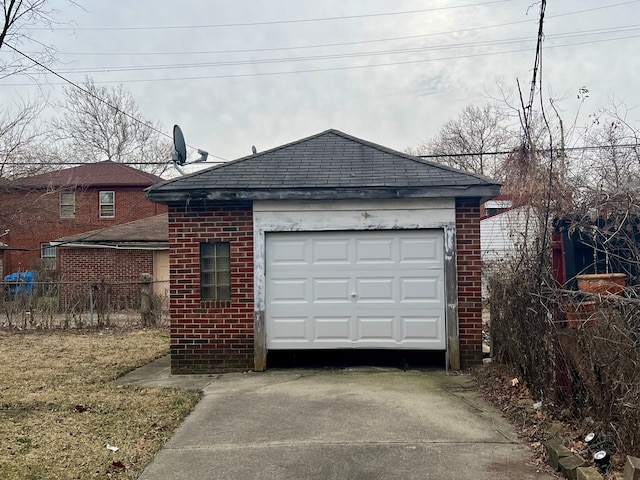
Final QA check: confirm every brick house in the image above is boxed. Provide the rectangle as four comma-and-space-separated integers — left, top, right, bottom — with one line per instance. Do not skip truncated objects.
53, 213, 168, 309
146, 129, 501, 373
0, 161, 166, 276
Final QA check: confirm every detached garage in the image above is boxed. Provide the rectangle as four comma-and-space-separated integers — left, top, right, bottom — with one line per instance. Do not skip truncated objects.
146, 129, 500, 373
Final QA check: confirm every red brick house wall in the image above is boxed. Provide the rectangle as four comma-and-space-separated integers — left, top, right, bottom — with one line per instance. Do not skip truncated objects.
0, 187, 165, 274
169, 203, 254, 374
455, 198, 483, 368
58, 248, 154, 309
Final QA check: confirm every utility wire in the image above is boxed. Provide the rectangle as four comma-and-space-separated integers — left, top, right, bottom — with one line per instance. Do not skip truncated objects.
37, 26, 640, 75
5, 32, 639, 87
0, 142, 637, 166
3, 44, 227, 162
48, 23, 640, 61
47, 2, 640, 57
35, 0, 511, 31
52, 18, 538, 56
32, 0, 637, 32
418, 143, 640, 159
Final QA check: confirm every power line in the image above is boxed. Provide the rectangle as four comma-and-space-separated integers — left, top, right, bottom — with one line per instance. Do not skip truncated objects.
0, 143, 637, 166
33, 0, 638, 32
3, 44, 227, 162
2, 160, 225, 166
5, 32, 637, 86
51, 18, 537, 57
36, 26, 640, 76
50, 23, 640, 58
36, 1, 510, 31
46, 2, 640, 58
418, 143, 640, 159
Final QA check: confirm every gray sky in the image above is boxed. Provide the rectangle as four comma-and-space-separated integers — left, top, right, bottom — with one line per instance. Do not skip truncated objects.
2, 0, 640, 166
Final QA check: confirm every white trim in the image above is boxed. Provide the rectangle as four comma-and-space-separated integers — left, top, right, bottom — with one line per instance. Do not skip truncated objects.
51, 242, 168, 251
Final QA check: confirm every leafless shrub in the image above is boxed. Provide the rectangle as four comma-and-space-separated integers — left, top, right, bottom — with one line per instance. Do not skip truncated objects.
489, 215, 640, 458
0, 278, 169, 329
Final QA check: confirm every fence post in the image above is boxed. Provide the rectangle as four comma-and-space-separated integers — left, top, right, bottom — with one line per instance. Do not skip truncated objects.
140, 273, 156, 327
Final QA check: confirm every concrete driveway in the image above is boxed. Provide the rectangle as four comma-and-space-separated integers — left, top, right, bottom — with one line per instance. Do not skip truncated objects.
122, 359, 555, 480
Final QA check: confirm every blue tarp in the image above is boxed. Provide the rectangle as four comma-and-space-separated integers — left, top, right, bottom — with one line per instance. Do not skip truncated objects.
4, 271, 35, 294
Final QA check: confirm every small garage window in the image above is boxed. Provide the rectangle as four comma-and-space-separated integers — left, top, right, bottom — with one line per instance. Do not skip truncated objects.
200, 242, 231, 301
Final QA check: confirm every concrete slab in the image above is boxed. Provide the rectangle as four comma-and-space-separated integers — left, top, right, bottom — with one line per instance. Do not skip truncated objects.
116, 355, 220, 389
122, 362, 556, 480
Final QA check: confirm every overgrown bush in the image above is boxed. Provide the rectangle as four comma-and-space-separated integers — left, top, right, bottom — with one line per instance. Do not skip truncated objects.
488, 244, 640, 458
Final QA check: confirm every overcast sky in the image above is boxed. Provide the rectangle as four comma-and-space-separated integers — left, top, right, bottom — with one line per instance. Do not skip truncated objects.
1, 0, 639, 167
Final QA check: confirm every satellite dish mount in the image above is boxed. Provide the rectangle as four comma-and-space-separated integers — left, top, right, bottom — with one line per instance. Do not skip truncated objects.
172, 124, 208, 175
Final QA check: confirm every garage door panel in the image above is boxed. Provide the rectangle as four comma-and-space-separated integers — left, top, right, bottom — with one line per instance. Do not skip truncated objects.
355, 278, 394, 303
312, 239, 351, 264
399, 237, 441, 265
313, 278, 351, 303
314, 317, 352, 342
355, 239, 394, 264
266, 230, 445, 350
269, 279, 308, 304
400, 278, 440, 303
270, 317, 309, 344
269, 240, 307, 265
355, 317, 395, 340
402, 316, 442, 344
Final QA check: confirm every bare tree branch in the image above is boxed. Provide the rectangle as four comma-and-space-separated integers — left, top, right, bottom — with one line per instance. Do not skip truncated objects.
48, 78, 172, 175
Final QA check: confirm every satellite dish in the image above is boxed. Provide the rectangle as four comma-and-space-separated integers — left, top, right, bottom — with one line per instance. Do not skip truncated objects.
252, 145, 257, 154
172, 125, 187, 165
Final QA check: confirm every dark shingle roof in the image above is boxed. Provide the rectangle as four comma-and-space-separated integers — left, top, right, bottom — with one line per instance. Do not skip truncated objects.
55, 213, 168, 245
147, 129, 501, 203
15, 160, 163, 189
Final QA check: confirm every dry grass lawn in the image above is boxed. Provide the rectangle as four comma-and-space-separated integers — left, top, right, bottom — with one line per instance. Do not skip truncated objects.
0, 329, 202, 479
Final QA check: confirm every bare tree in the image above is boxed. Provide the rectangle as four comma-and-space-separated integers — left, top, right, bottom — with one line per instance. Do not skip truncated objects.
0, 1, 81, 180
414, 103, 516, 178
0, 98, 47, 179
0, 0, 67, 78
49, 78, 172, 175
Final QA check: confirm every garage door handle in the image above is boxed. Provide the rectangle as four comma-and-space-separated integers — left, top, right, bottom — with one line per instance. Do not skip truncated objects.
350, 292, 358, 297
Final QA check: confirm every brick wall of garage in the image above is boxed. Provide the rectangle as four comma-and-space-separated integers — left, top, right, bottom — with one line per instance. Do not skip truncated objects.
168, 202, 254, 374
455, 198, 483, 368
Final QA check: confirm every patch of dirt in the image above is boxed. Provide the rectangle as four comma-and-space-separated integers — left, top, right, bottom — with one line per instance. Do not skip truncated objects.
472, 363, 624, 479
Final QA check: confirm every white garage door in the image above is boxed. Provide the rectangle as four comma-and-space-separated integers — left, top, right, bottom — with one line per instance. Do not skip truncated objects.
266, 230, 446, 350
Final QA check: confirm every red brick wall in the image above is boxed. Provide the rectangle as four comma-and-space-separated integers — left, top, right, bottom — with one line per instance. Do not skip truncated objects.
0, 187, 165, 274
455, 198, 483, 368
58, 248, 154, 309
168, 203, 254, 374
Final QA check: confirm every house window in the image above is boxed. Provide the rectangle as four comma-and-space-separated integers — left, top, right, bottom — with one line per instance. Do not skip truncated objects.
60, 191, 75, 218
99, 191, 115, 217
200, 242, 231, 301
41, 243, 56, 270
